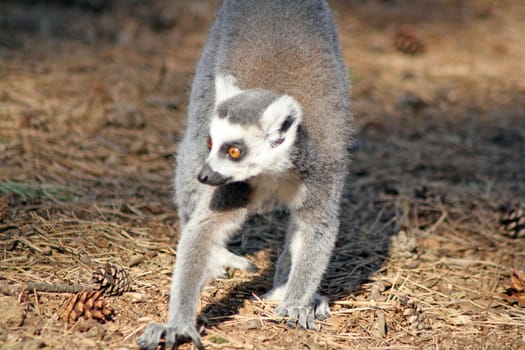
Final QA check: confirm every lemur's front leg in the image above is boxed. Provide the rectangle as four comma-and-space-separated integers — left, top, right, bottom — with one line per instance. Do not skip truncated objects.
137, 193, 248, 350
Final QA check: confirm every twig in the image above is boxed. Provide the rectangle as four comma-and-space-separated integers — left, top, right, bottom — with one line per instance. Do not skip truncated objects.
26, 282, 92, 294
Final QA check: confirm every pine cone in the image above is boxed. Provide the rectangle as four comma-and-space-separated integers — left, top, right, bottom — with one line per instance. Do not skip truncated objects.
413, 185, 436, 201
499, 203, 525, 238
60, 290, 114, 324
0, 196, 8, 222
502, 268, 525, 307
400, 297, 431, 332
394, 25, 426, 55
92, 263, 131, 296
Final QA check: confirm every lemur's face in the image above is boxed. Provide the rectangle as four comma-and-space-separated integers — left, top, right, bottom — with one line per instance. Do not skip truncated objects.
197, 91, 302, 186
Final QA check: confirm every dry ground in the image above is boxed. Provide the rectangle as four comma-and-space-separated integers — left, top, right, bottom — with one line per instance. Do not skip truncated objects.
1, 0, 525, 349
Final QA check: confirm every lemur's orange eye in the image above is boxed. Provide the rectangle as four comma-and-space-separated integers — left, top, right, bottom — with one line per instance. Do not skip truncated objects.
228, 146, 241, 159
207, 136, 212, 151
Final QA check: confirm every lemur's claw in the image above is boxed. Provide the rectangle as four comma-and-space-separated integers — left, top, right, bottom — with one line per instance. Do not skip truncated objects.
276, 295, 331, 330
137, 323, 203, 350
277, 305, 317, 330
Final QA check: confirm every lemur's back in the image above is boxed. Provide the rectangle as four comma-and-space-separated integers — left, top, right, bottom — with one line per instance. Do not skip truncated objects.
193, 0, 351, 151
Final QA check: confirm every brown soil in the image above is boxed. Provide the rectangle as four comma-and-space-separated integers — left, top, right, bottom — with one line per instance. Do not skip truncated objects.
1, 1, 524, 349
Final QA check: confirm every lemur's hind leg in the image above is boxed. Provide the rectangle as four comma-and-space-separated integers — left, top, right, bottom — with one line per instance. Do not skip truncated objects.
263, 219, 331, 322
272, 180, 343, 330
262, 222, 292, 301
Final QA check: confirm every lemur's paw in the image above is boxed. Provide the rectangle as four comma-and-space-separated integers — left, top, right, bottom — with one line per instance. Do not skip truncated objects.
261, 285, 286, 301
230, 255, 259, 273
137, 323, 203, 350
209, 265, 228, 280
312, 294, 331, 321
276, 295, 331, 330
243, 259, 259, 273
213, 248, 259, 277
209, 254, 258, 280
276, 304, 317, 330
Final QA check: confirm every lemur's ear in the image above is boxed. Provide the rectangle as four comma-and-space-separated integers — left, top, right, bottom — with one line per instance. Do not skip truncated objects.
261, 95, 302, 148
215, 74, 242, 107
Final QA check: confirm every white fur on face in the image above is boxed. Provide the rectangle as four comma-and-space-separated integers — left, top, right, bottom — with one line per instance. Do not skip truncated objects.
206, 74, 303, 183
207, 116, 264, 182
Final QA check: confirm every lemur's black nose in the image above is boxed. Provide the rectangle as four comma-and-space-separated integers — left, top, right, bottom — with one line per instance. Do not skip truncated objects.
197, 164, 230, 186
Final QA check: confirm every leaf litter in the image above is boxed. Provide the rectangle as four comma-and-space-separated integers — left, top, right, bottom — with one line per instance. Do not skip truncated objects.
1, 0, 525, 349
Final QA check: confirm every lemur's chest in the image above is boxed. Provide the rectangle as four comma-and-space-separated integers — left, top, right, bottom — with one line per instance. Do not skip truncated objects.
249, 173, 307, 212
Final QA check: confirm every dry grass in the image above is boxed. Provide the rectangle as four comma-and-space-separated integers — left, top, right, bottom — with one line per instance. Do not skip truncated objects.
1, 1, 525, 349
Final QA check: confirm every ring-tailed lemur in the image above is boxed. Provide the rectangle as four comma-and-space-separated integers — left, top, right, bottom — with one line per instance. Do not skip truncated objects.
138, 1, 352, 349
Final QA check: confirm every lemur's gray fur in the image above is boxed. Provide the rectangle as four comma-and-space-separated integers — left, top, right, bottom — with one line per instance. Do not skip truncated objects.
138, 1, 352, 349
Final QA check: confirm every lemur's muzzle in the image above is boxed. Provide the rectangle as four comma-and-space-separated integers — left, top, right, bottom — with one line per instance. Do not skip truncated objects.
197, 163, 230, 186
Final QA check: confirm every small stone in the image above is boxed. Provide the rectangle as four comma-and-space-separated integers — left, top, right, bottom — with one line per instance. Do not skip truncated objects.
0, 296, 24, 327
404, 258, 420, 269
394, 25, 426, 55
238, 319, 263, 330
451, 314, 472, 325
0, 196, 9, 222
124, 292, 146, 303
